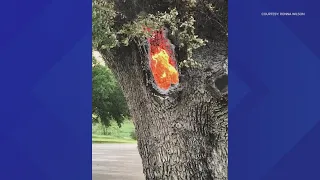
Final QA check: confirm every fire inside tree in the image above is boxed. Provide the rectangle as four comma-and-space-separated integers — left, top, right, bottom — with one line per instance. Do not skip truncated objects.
94, 0, 228, 179
108, 25, 228, 179
147, 29, 179, 92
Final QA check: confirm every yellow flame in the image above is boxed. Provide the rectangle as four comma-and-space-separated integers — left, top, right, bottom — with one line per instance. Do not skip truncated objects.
151, 48, 179, 90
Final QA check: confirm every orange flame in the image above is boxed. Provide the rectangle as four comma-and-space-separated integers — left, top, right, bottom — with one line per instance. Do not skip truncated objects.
148, 29, 179, 90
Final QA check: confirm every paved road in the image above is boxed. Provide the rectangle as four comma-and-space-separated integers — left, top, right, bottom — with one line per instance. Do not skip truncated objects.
92, 144, 144, 180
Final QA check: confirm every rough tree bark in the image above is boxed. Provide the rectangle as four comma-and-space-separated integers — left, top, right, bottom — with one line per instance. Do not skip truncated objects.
100, 0, 228, 179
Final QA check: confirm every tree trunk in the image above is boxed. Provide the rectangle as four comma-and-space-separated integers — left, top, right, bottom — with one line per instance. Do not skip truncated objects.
101, 1, 228, 179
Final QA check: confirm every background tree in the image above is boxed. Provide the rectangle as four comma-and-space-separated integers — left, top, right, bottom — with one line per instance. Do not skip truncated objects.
93, 0, 228, 179
92, 56, 129, 127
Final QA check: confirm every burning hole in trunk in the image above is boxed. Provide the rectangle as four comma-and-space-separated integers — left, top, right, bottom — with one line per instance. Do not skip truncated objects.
146, 28, 179, 94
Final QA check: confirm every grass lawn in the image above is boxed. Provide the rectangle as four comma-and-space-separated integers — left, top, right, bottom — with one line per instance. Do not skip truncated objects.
92, 134, 136, 143
92, 119, 137, 144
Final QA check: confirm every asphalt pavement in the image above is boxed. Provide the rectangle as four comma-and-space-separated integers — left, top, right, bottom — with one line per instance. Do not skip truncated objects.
92, 144, 144, 180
